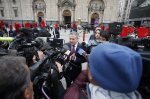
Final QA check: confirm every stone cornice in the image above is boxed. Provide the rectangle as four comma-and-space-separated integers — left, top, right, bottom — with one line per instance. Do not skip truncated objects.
57, 0, 76, 8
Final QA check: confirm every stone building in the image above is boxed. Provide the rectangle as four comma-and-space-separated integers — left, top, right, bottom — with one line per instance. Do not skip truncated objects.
0, 0, 122, 25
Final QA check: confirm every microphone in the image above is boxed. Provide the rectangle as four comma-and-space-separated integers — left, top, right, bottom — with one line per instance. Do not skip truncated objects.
0, 37, 14, 42
78, 48, 88, 60
63, 50, 71, 60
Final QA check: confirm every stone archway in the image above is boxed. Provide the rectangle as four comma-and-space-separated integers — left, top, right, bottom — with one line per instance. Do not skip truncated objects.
63, 10, 71, 25
37, 12, 44, 23
33, 0, 46, 23
88, 0, 105, 24
58, 0, 76, 24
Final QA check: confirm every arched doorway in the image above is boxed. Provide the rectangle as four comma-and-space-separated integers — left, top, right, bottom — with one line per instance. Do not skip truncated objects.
33, 0, 46, 23
88, 0, 105, 25
63, 10, 71, 25
37, 12, 44, 23
91, 13, 99, 27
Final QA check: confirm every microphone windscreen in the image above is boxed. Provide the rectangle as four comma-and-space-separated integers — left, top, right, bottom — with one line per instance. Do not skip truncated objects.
64, 50, 70, 56
78, 48, 85, 55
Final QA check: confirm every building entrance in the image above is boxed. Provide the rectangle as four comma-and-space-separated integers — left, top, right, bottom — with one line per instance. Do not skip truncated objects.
38, 12, 44, 23
91, 13, 99, 27
63, 10, 71, 26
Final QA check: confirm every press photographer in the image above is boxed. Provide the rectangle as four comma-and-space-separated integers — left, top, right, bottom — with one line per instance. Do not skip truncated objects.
8, 28, 45, 66
29, 38, 70, 99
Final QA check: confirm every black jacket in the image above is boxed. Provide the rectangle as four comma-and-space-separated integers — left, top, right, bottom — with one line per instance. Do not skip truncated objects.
63, 42, 86, 81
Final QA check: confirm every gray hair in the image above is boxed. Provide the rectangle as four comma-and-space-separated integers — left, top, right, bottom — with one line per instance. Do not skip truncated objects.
69, 31, 79, 39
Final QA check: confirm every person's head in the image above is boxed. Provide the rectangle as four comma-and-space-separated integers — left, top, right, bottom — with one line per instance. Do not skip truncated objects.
94, 29, 101, 40
69, 31, 79, 46
99, 30, 110, 41
0, 56, 33, 99
88, 43, 143, 93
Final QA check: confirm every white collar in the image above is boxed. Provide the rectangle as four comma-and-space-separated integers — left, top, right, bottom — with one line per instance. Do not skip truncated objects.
72, 42, 78, 49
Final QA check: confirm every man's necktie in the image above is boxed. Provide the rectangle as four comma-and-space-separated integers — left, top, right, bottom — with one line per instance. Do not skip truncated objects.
71, 45, 75, 54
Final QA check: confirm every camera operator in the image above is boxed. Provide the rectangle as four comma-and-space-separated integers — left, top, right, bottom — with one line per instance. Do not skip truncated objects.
19, 28, 34, 42
30, 47, 67, 99
63, 31, 86, 87
0, 56, 34, 99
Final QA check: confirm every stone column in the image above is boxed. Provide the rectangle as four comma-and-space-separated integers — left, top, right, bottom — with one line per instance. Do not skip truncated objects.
58, 6, 60, 23
100, 10, 104, 23
35, 10, 38, 22
72, 7, 75, 22
88, 9, 90, 24
88, 10, 91, 24
59, 7, 63, 24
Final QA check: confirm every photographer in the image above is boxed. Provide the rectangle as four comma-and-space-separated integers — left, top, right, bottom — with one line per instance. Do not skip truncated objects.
30, 47, 66, 99
0, 56, 34, 99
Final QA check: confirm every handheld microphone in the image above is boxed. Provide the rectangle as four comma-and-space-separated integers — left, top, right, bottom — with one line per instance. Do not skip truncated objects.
78, 48, 88, 60
0, 37, 14, 42
63, 50, 71, 60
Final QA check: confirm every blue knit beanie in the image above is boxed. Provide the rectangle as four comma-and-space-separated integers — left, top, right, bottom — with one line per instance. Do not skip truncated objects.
89, 43, 143, 93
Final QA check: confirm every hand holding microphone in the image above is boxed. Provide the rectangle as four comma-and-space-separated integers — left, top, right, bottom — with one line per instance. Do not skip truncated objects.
78, 48, 88, 60
64, 50, 71, 60
69, 53, 76, 61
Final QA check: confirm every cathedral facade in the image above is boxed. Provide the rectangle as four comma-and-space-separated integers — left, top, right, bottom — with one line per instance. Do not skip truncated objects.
0, 0, 121, 25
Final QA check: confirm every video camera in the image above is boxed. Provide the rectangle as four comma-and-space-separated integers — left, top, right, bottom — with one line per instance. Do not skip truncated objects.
30, 38, 69, 99
47, 38, 64, 48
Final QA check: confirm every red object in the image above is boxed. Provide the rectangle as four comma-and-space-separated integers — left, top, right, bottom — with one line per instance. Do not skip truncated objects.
0, 20, 5, 29
9, 24, 13, 31
0, 23, 2, 30
24, 22, 31, 28
83, 31, 85, 41
128, 26, 134, 34
14, 22, 21, 33
54, 23, 59, 29
41, 20, 45, 28
148, 28, 150, 36
105, 26, 110, 32
33, 22, 37, 28
0, 20, 5, 27
72, 22, 77, 30
136, 27, 139, 32
137, 26, 148, 38
120, 25, 129, 37
100, 25, 105, 30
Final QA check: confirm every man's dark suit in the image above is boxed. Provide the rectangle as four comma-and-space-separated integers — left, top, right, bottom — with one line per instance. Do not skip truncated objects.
63, 42, 86, 87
